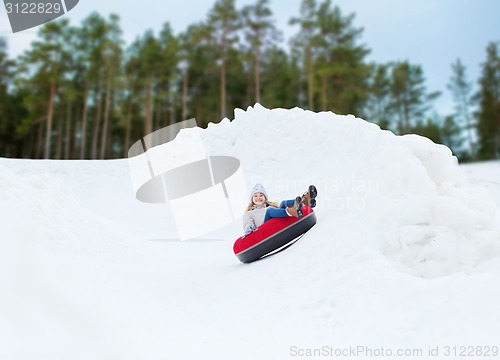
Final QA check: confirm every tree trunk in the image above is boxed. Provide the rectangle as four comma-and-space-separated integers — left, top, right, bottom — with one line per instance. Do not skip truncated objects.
154, 84, 162, 132
220, 54, 226, 119
404, 102, 410, 134
182, 67, 188, 121
106, 122, 113, 158
91, 76, 104, 159
64, 99, 72, 160
80, 84, 90, 159
460, 92, 476, 160
220, 32, 227, 119
164, 83, 170, 128
100, 68, 113, 159
171, 89, 176, 128
44, 80, 57, 159
245, 59, 253, 106
255, 41, 261, 104
321, 75, 327, 111
37, 120, 44, 159
123, 98, 133, 158
26, 131, 36, 158
306, 43, 314, 111
144, 78, 154, 147
56, 113, 63, 159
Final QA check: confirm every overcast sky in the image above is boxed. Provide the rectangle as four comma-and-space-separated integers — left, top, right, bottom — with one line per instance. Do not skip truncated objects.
1, 0, 499, 117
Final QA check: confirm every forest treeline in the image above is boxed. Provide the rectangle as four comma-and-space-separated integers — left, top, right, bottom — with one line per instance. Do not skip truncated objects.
0, 0, 499, 161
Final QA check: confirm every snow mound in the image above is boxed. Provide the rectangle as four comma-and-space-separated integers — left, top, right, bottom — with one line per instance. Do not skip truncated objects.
195, 104, 500, 277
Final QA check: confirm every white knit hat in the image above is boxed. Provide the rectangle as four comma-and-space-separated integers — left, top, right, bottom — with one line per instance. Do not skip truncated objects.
249, 183, 268, 201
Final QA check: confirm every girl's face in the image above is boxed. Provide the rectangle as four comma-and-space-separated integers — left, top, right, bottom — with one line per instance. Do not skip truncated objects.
252, 192, 266, 206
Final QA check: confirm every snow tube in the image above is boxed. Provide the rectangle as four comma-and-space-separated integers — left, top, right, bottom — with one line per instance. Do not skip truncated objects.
233, 206, 316, 263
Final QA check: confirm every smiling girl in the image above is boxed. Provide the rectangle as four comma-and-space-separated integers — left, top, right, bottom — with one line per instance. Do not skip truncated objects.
242, 183, 317, 236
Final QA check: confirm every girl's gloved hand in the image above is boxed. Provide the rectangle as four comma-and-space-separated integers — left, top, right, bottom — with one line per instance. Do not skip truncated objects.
244, 220, 257, 235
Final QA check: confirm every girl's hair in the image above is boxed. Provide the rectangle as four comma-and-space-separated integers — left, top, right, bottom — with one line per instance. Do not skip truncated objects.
246, 200, 280, 211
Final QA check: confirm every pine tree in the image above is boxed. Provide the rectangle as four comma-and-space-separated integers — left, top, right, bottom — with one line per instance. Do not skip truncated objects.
476, 42, 500, 159
241, 0, 282, 104
18, 19, 74, 159
389, 61, 440, 134
98, 15, 123, 159
260, 46, 300, 108
448, 58, 475, 159
134, 30, 162, 144
0, 37, 18, 157
440, 115, 463, 155
291, 0, 370, 114
158, 23, 180, 127
77, 13, 111, 159
290, 0, 318, 110
366, 64, 391, 129
0, 37, 12, 96
207, 0, 241, 119
178, 23, 219, 127
315, 1, 370, 114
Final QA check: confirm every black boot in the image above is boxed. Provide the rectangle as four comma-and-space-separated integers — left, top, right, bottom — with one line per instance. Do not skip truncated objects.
302, 185, 318, 208
285, 196, 304, 219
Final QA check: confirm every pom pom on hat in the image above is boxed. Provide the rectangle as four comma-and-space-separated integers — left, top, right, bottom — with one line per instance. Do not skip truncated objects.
250, 183, 268, 201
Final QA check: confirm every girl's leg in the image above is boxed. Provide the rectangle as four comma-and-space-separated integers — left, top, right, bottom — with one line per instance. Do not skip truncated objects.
264, 207, 289, 223
280, 199, 295, 208
263, 200, 298, 223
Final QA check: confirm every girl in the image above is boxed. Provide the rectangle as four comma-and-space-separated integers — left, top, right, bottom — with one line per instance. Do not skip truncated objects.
242, 183, 317, 236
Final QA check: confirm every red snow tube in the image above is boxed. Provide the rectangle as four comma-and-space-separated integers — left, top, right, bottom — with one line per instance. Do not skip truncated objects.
233, 206, 316, 263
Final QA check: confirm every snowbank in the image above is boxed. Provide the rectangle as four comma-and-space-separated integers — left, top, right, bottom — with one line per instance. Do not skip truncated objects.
197, 104, 500, 277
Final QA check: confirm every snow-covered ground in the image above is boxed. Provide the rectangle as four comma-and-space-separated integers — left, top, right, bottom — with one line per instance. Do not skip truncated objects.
1, 105, 499, 360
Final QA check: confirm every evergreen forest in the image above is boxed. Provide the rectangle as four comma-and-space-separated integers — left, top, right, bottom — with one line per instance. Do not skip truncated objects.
0, 0, 499, 161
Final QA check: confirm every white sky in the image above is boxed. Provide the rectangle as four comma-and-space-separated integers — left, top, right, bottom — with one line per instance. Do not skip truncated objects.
1, 0, 500, 116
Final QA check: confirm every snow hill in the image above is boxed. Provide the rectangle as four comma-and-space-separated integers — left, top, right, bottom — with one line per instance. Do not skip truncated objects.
1, 104, 500, 360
